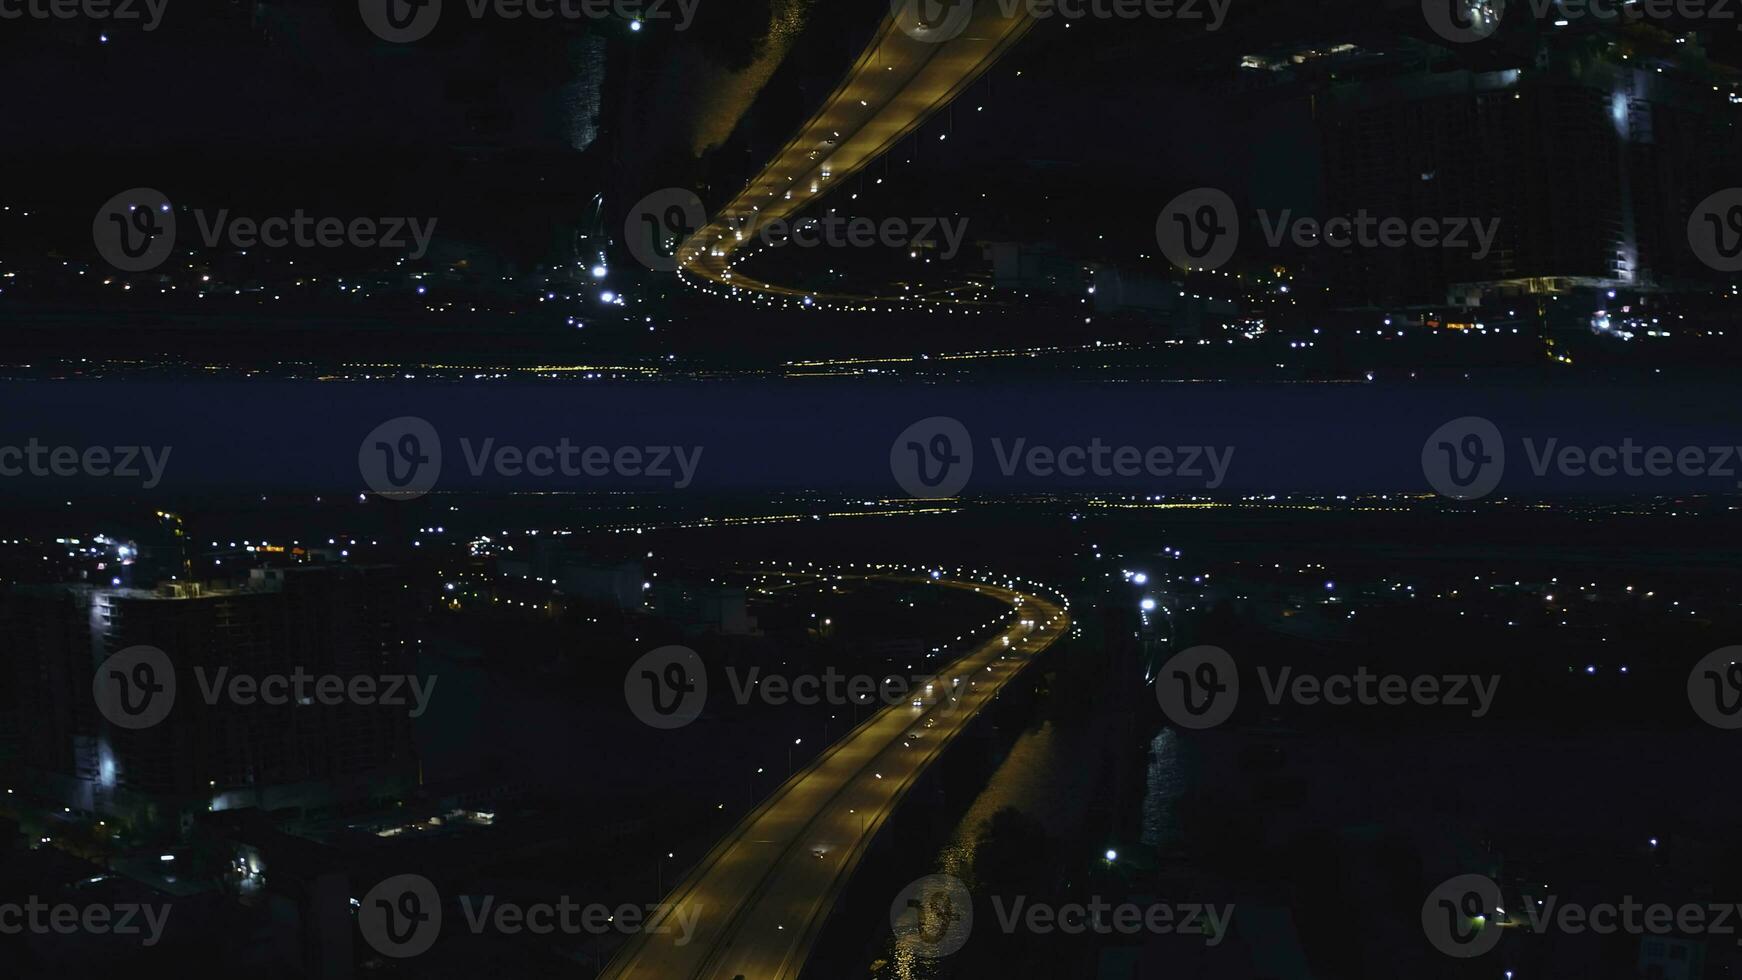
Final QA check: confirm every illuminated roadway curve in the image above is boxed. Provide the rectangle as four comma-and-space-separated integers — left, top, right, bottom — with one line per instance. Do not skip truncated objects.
597, 573, 1069, 980
675, 2, 1035, 305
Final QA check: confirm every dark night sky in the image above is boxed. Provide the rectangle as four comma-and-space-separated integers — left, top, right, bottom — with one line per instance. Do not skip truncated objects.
4, 377, 1740, 495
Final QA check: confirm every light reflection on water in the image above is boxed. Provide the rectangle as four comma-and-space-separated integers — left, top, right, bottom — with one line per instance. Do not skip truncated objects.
872, 723, 1197, 979
935, 723, 1067, 879
866, 721, 1739, 980
561, 35, 607, 152
874, 721, 1095, 980
1140, 728, 1188, 849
